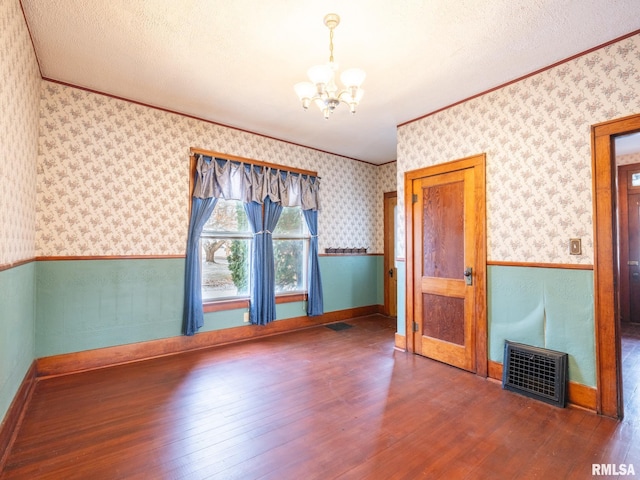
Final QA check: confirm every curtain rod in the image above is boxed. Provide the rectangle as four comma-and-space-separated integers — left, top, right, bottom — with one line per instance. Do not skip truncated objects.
190, 147, 319, 178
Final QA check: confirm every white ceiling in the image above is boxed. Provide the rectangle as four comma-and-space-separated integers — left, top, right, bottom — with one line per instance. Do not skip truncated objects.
20, 0, 640, 164
616, 132, 640, 156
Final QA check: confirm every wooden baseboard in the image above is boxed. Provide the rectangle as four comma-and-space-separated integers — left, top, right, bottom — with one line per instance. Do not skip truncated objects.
36, 305, 386, 377
394, 333, 407, 351
487, 360, 596, 411
488, 359, 503, 380
0, 361, 37, 471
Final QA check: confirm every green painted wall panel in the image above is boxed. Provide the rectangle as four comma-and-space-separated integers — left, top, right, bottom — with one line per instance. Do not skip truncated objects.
488, 265, 595, 386
487, 267, 546, 354
201, 302, 308, 332
0, 264, 36, 423
36, 255, 383, 357
36, 259, 185, 357
320, 255, 382, 312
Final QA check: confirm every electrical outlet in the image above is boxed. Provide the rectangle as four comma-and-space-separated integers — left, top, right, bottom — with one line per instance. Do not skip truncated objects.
243, 311, 250, 323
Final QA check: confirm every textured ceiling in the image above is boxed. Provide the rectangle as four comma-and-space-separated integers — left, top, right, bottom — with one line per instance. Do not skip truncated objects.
20, 0, 640, 164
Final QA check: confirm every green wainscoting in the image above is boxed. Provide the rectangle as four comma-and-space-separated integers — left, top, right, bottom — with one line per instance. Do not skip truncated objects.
36, 259, 185, 357
320, 255, 384, 312
488, 265, 595, 387
396, 264, 596, 387
0, 263, 36, 423
35, 255, 384, 358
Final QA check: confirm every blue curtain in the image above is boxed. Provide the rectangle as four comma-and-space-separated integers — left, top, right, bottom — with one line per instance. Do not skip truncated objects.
303, 209, 324, 316
244, 201, 264, 325
184, 155, 322, 334
245, 197, 283, 325
183, 196, 218, 336
263, 197, 283, 324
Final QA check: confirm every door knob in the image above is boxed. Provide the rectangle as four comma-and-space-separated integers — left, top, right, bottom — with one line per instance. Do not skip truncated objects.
463, 267, 473, 286
389, 269, 394, 278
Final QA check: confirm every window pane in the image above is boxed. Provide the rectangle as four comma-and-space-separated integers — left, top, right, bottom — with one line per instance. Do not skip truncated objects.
201, 238, 250, 300
274, 239, 306, 293
632, 172, 640, 187
274, 207, 308, 236
204, 199, 249, 233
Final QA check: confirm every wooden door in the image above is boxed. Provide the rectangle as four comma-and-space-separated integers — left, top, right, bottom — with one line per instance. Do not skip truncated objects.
618, 164, 640, 323
413, 169, 474, 370
619, 164, 640, 323
384, 192, 398, 317
407, 154, 486, 374
629, 192, 640, 322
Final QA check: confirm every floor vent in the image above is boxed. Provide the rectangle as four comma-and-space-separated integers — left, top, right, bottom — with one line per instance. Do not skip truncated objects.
502, 341, 568, 408
326, 322, 353, 331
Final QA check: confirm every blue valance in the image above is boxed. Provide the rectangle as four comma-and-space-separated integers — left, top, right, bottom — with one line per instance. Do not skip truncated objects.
193, 155, 320, 211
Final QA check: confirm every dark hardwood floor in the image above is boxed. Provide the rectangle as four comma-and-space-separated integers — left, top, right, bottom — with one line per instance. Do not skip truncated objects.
3, 315, 640, 479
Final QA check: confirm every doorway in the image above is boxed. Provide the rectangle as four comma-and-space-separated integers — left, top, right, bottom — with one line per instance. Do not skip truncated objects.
593, 113, 640, 418
383, 192, 398, 317
617, 136, 640, 421
405, 154, 487, 376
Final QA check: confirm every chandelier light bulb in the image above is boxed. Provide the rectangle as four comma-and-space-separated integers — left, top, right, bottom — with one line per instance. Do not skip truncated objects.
294, 82, 316, 109
340, 68, 366, 89
307, 64, 334, 88
294, 13, 365, 118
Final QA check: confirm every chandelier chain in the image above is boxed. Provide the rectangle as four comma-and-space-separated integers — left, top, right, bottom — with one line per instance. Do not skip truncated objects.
328, 27, 334, 64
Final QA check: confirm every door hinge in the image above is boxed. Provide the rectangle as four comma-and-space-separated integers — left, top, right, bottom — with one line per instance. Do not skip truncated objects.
412, 194, 418, 203
412, 321, 418, 332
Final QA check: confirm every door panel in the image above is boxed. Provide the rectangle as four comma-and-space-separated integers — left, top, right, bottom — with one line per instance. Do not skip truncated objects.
422, 294, 465, 345
422, 180, 464, 279
413, 168, 476, 372
630, 192, 640, 322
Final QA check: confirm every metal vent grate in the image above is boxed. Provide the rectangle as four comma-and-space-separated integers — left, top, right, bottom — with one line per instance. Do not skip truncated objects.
325, 322, 353, 331
502, 341, 568, 408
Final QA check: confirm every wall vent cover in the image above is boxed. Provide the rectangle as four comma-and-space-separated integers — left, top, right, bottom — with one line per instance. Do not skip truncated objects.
502, 340, 568, 408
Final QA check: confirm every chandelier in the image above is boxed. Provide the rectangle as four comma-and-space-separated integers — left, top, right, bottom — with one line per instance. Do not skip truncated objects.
294, 13, 366, 119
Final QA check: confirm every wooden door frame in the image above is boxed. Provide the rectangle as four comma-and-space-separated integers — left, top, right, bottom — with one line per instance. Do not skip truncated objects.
593, 113, 640, 418
383, 191, 398, 317
405, 153, 487, 377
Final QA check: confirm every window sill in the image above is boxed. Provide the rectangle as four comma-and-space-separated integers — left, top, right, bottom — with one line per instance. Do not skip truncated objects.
203, 292, 307, 313
203, 298, 249, 313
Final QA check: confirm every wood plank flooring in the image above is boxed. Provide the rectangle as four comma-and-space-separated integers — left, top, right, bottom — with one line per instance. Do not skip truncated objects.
2, 315, 640, 479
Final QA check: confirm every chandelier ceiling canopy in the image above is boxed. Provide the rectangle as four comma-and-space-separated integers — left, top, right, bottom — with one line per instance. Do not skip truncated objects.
294, 13, 366, 120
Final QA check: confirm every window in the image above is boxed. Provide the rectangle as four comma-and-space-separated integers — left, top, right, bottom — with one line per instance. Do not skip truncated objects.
273, 207, 309, 294
200, 200, 309, 302
201, 199, 251, 301
185, 152, 322, 333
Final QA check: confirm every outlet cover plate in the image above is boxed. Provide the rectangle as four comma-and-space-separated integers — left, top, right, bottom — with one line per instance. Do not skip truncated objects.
569, 238, 582, 255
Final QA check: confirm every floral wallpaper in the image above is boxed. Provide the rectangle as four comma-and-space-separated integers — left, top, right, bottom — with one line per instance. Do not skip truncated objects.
36, 82, 395, 257
618, 152, 640, 166
0, 0, 41, 266
397, 34, 640, 264
377, 161, 398, 194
